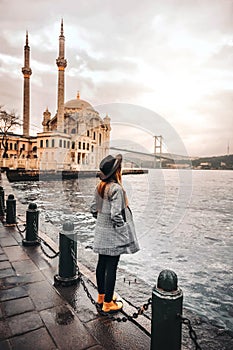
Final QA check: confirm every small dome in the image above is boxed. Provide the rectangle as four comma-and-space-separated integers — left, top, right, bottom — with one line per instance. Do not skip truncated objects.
64, 93, 94, 111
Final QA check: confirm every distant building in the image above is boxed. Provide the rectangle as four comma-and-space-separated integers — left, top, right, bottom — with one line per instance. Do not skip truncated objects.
0, 20, 111, 171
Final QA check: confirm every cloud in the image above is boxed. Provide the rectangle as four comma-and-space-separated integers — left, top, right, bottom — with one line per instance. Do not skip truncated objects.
0, 0, 232, 156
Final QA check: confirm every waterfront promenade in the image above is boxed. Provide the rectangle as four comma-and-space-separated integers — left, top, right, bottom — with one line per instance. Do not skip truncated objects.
0, 173, 233, 350
0, 221, 152, 350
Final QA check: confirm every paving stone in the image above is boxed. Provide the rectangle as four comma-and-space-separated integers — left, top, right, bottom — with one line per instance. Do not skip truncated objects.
0, 319, 11, 340
55, 278, 98, 323
0, 304, 3, 318
3, 270, 45, 287
7, 310, 43, 336
0, 254, 8, 262
1, 296, 35, 317
10, 327, 57, 350
86, 317, 151, 350
0, 231, 8, 239
27, 247, 58, 270
0, 261, 11, 270
0, 268, 16, 279
40, 305, 97, 350
3, 246, 29, 262
0, 339, 12, 350
12, 259, 38, 275
0, 286, 28, 302
26, 280, 63, 311
0, 237, 18, 247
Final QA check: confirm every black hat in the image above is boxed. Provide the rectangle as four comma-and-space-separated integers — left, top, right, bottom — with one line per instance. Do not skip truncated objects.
99, 154, 122, 181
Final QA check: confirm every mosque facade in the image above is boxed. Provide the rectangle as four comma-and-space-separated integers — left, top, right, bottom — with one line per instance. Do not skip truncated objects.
0, 20, 111, 171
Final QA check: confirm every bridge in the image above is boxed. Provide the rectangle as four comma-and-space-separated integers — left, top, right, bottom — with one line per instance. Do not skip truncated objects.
109, 146, 174, 161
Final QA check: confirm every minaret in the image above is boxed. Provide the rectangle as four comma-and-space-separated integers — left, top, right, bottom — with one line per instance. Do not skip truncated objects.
56, 19, 67, 132
22, 31, 32, 137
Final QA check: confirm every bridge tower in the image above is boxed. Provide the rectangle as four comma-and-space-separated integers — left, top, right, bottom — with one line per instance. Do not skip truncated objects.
154, 135, 162, 168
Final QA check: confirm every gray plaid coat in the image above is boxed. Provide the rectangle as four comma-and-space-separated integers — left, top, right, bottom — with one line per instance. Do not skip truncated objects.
90, 182, 140, 256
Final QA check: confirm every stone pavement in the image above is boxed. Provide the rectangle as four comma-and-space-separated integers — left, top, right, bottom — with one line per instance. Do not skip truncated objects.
0, 222, 151, 350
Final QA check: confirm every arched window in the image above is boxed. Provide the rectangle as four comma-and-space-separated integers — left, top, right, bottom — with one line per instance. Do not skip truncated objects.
46, 139, 49, 148
40, 140, 43, 148
71, 128, 76, 134
99, 134, 102, 146
91, 145, 94, 152
93, 132, 96, 140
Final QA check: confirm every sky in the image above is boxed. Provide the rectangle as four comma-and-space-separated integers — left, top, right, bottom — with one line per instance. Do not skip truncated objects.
0, 0, 232, 157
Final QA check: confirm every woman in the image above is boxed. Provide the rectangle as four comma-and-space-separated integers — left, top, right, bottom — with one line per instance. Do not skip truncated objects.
90, 154, 140, 313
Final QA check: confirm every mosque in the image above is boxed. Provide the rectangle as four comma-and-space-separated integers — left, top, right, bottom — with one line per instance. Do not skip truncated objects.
0, 20, 111, 171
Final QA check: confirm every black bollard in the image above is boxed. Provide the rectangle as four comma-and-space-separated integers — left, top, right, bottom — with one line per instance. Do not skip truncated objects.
54, 221, 79, 286
0, 186, 5, 217
6, 194, 16, 225
151, 270, 183, 350
22, 203, 40, 246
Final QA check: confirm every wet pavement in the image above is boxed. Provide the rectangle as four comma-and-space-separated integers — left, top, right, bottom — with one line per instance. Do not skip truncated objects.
0, 222, 152, 350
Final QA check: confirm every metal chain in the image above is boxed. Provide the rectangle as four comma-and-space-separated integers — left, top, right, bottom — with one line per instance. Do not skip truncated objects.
178, 314, 202, 350
15, 220, 27, 235
70, 246, 152, 322
33, 219, 59, 259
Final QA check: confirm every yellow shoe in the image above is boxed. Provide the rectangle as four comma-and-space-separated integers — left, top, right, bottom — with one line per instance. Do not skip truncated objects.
102, 300, 123, 313
97, 294, 105, 305
97, 294, 117, 305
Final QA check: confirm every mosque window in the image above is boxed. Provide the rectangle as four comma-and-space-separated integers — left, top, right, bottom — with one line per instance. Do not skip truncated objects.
22, 144, 25, 150
99, 134, 102, 146
64, 140, 66, 148
40, 140, 43, 148
87, 143, 89, 151
71, 141, 75, 150
59, 140, 62, 147
93, 132, 96, 140
83, 142, 85, 150
77, 153, 81, 164
52, 139, 55, 147
91, 145, 94, 152
46, 139, 49, 148
78, 142, 81, 149
87, 130, 90, 137
67, 141, 70, 148
10, 143, 13, 150
71, 128, 76, 134
14, 143, 17, 150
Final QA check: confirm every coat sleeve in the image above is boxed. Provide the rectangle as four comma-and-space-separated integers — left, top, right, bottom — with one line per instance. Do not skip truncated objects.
109, 185, 125, 227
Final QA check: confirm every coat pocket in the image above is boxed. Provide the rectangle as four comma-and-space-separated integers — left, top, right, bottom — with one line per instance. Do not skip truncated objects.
114, 223, 130, 247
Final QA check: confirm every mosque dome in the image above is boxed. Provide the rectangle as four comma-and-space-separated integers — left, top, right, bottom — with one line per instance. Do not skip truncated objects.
64, 92, 95, 111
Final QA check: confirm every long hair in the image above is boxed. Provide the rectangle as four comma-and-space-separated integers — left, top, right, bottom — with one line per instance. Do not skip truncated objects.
96, 166, 128, 211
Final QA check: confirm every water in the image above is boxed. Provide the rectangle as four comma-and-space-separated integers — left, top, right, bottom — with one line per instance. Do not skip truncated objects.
12, 169, 233, 333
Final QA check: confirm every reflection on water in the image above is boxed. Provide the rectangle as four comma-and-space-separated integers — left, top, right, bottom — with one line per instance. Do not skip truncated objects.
12, 169, 233, 333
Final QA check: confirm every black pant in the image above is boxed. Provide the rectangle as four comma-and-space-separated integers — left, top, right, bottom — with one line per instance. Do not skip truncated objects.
96, 254, 120, 303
